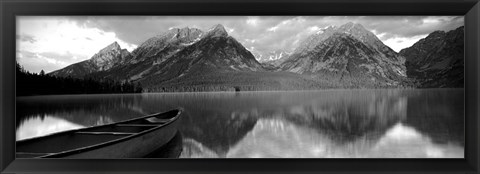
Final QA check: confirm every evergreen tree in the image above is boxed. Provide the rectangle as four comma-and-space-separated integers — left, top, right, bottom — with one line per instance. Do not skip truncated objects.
16, 63, 143, 96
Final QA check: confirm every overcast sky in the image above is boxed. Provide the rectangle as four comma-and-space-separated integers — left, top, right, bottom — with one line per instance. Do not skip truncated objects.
17, 16, 464, 73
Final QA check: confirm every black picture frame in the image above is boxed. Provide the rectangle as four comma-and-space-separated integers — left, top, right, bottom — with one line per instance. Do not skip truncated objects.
1, 0, 479, 173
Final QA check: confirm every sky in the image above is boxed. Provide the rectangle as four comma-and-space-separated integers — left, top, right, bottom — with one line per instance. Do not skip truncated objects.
16, 16, 464, 73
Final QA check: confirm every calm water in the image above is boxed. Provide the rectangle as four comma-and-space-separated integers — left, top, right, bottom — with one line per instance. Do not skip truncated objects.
16, 89, 464, 158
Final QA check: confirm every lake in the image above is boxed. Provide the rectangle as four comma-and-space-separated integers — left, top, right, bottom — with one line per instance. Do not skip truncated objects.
16, 89, 465, 158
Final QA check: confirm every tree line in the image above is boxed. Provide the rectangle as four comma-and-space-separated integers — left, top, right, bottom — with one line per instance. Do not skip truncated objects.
16, 63, 142, 96
141, 69, 417, 93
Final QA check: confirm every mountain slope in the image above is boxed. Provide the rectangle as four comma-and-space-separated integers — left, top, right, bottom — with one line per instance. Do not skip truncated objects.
49, 42, 132, 78
129, 27, 204, 64
135, 24, 265, 88
399, 26, 464, 88
280, 22, 407, 87
96, 27, 207, 81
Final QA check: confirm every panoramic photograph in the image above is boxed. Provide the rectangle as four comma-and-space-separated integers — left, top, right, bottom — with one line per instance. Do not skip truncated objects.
15, 16, 464, 158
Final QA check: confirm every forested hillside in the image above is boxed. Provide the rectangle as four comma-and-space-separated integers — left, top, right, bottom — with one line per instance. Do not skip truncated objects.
17, 63, 142, 96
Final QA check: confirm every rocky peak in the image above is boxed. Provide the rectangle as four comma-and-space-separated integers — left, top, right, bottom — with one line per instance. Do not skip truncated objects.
336, 22, 382, 47
98, 41, 121, 53
89, 41, 131, 71
339, 22, 355, 29
338, 22, 368, 35
49, 41, 132, 78
293, 22, 382, 54
180, 27, 202, 36
140, 27, 203, 47
93, 41, 124, 59
207, 24, 228, 37
339, 22, 364, 31
315, 25, 337, 35
428, 30, 446, 37
131, 26, 204, 61
168, 27, 204, 40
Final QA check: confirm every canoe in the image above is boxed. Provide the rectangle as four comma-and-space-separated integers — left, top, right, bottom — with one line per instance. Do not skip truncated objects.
16, 108, 183, 158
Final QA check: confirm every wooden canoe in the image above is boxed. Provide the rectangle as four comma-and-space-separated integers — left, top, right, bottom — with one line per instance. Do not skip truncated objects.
16, 108, 183, 158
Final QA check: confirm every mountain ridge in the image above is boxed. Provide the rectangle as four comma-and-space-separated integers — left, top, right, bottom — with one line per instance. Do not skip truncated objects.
399, 26, 464, 88
49, 23, 464, 91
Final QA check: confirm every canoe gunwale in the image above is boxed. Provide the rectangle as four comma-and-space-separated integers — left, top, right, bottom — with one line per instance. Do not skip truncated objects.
16, 108, 183, 158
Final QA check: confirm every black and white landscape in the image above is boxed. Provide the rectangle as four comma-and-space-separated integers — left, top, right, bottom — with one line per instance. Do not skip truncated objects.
43, 22, 464, 92
16, 16, 465, 158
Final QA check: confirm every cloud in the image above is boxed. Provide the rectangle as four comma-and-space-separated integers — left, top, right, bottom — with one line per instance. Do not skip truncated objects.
345, 16, 464, 40
225, 26, 235, 34
383, 34, 429, 52
17, 50, 70, 73
246, 17, 260, 26
17, 34, 37, 44
267, 26, 279, 32
71, 16, 267, 46
307, 26, 320, 32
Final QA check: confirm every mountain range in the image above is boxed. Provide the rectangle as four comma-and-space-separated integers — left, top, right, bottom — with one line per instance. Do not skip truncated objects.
49, 23, 464, 92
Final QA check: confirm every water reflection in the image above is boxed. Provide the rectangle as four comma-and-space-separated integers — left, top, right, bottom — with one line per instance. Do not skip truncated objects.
16, 94, 148, 136
181, 138, 221, 158
372, 123, 463, 158
16, 115, 84, 140
16, 89, 464, 158
225, 118, 462, 158
405, 89, 464, 146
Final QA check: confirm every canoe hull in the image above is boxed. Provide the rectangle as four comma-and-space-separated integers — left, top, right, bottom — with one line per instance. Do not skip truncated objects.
16, 109, 183, 158
63, 118, 180, 158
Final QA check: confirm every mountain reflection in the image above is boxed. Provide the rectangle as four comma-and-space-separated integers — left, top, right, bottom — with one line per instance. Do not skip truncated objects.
404, 89, 464, 146
16, 94, 150, 140
16, 94, 147, 128
16, 115, 84, 140
225, 118, 463, 158
279, 92, 407, 143
16, 89, 464, 158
